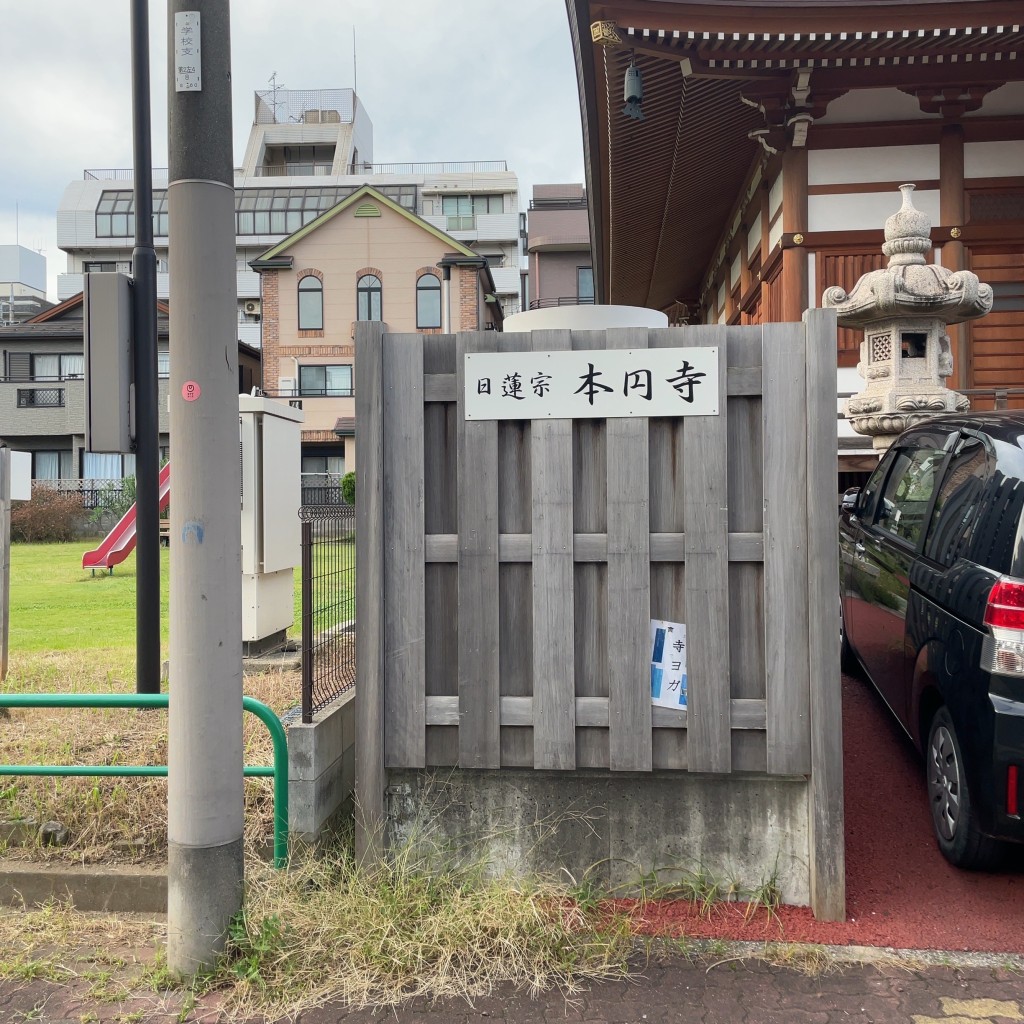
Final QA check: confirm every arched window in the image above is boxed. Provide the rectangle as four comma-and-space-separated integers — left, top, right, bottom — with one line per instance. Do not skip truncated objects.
356, 274, 382, 321
416, 273, 442, 329
298, 275, 323, 330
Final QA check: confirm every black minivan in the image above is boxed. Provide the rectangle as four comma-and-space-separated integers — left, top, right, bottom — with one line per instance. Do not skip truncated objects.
839, 411, 1024, 869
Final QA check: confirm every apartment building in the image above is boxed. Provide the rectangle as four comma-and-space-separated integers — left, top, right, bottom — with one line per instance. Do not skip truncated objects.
55, 88, 525, 344
0, 245, 52, 323
525, 184, 592, 310
251, 184, 502, 481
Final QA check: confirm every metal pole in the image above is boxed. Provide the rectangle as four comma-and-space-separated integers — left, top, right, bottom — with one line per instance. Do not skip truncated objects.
166, 0, 244, 975
131, 0, 161, 695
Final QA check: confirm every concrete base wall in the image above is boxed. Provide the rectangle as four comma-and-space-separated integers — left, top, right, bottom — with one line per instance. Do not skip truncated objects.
386, 768, 811, 905
287, 689, 355, 840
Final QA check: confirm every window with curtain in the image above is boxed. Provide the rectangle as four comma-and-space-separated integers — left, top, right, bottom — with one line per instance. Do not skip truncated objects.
299, 364, 353, 396
61, 354, 84, 378
298, 275, 324, 330
357, 275, 382, 321
33, 451, 72, 480
32, 355, 59, 380
416, 274, 442, 329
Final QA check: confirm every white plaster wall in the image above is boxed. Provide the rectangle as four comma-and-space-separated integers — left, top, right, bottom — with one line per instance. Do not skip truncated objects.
769, 174, 784, 218
747, 217, 762, 259
808, 189, 940, 233
817, 87, 930, 125
964, 140, 1024, 179
808, 145, 939, 186
769, 216, 784, 251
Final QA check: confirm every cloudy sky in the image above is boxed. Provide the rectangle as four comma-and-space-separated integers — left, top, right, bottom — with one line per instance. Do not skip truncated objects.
0, 1, 586, 300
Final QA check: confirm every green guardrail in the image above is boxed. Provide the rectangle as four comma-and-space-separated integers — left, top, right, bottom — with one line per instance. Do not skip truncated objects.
0, 693, 288, 868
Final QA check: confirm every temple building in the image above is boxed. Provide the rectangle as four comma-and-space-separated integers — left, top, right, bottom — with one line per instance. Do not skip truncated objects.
565, 0, 1024, 474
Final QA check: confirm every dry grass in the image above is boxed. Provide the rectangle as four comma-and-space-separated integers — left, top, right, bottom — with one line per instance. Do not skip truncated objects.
0, 651, 298, 864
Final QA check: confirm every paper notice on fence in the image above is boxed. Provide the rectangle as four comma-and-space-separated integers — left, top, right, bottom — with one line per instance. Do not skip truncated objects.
651, 619, 687, 709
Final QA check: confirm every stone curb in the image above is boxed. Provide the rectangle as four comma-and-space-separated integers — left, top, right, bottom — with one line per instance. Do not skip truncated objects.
0, 861, 167, 913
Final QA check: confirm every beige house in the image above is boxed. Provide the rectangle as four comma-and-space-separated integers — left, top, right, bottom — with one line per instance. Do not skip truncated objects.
251, 185, 502, 485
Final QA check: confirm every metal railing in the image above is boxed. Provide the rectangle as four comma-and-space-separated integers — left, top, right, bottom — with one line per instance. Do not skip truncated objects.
0, 692, 289, 868
300, 504, 356, 723
17, 388, 64, 408
528, 296, 596, 310
961, 388, 1024, 409
253, 165, 334, 177
351, 160, 508, 175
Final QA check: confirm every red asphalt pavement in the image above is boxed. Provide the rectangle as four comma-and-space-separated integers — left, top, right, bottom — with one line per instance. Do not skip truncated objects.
632, 671, 1024, 952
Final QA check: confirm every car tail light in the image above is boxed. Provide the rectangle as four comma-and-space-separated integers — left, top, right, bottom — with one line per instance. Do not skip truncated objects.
1009, 766, 1020, 818
981, 578, 1024, 676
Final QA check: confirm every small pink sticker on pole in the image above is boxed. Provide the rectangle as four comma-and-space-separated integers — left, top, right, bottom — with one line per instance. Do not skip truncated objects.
182, 381, 201, 402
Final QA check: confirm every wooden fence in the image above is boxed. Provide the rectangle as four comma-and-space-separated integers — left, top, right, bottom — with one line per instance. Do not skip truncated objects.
356, 312, 844, 918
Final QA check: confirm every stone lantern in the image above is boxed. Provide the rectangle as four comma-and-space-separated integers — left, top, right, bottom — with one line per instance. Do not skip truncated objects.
823, 183, 993, 452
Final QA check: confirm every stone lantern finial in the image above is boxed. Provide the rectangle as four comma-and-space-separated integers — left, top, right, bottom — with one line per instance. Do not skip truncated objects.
823, 184, 994, 452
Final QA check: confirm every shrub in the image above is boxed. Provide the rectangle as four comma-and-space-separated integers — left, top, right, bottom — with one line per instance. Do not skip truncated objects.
341, 471, 355, 506
11, 487, 87, 542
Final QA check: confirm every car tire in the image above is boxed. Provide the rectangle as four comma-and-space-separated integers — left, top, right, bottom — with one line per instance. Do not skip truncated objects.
926, 707, 1002, 870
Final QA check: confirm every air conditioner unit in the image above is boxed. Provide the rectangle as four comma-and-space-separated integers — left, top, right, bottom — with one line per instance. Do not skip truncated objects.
244, 300, 261, 315
304, 109, 321, 123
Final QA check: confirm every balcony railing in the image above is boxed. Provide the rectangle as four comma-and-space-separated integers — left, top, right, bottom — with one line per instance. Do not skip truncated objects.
17, 388, 65, 408
350, 160, 508, 175
528, 296, 596, 310
253, 164, 334, 177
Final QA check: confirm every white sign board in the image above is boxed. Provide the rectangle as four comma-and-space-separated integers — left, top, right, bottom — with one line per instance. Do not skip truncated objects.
464, 347, 718, 420
651, 618, 687, 709
174, 12, 201, 92
9, 451, 31, 501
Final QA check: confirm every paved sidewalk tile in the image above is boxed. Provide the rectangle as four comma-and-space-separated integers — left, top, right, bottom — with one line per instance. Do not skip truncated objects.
4, 953, 1024, 1024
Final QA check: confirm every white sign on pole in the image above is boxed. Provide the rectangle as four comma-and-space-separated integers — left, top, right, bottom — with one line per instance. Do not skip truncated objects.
651, 618, 687, 709
174, 12, 202, 92
464, 347, 718, 420
8, 452, 31, 502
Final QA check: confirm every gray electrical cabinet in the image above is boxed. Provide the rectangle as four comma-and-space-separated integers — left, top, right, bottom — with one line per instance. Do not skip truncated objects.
84, 272, 134, 453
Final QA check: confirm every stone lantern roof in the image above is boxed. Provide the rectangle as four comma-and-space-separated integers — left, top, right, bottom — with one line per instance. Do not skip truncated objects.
824, 184, 994, 452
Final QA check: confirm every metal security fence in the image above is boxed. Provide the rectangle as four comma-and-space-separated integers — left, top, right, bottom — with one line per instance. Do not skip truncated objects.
300, 504, 356, 723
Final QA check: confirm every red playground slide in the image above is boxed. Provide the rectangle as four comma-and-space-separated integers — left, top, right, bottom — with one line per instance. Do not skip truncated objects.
82, 463, 171, 572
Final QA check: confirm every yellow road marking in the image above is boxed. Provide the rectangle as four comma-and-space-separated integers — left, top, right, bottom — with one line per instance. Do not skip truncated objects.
912, 999, 1023, 1024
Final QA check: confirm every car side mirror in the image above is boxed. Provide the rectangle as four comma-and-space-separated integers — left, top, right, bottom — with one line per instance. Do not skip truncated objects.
841, 488, 860, 514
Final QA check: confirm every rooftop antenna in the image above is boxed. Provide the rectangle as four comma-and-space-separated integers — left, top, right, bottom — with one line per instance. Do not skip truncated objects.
353, 28, 358, 99
268, 71, 286, 122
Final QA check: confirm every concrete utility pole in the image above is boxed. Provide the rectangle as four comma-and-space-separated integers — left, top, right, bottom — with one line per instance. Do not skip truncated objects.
165, 0, 244, 974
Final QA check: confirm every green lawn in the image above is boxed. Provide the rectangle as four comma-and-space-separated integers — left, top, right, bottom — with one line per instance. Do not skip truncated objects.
10, 543, 172, 652
8, 540, 351, 654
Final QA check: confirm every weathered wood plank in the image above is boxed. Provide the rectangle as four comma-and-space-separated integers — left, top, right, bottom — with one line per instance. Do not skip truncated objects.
763, 321, 811, 775
682, 323, 731, 774
424, 373, 456, 402
457, 331, 501, 767
424, 695, 765, 730
606, 327, 652, 771
725, 327, 766, 703
382, 335, 426, 769
572, 330, 609, 769
648, 328, 690, 772
354, 321, 386, 862
423, 335, 459, 765
497, 332, 535, 767
424, 532, 764, 563
805, 307, 846, 921
531, 330, 576, 769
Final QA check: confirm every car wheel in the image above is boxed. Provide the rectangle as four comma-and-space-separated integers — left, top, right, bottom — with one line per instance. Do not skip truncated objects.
926, 707, 1002, 870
